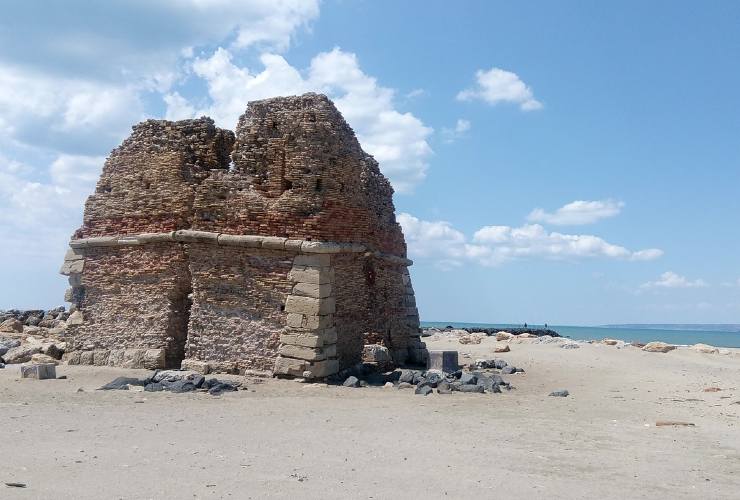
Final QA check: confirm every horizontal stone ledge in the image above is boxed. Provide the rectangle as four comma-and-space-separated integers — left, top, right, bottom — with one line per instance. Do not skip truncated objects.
67, 231, 408, 264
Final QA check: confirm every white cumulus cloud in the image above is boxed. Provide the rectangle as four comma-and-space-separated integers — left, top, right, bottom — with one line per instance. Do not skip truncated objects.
640, 272, 708, 289
399, 213, 662, 269
527, 200, 625, 226
168, 47, 433, 193
457, 67, 542, 111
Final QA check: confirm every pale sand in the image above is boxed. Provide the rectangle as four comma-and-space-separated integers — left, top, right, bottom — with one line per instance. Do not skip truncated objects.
1, 337, 739, 499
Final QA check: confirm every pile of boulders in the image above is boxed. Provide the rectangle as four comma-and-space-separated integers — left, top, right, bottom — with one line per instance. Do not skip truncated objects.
99, 369, 241, 396
335, 357, 523, 396
0, 307, 69, 368
0, 307, 68, 330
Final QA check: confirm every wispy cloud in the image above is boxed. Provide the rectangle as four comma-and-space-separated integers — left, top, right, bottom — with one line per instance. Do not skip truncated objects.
441, 118, 471, 143
457, 67, 542, 111
527, 199, 624, 226
640, 271, 708, 289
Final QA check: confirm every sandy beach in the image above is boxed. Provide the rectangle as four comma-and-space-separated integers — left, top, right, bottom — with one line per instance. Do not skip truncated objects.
2, 335, 739, 499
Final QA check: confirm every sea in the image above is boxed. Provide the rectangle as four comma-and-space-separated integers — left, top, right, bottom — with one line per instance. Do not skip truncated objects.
420, 322, 740, 348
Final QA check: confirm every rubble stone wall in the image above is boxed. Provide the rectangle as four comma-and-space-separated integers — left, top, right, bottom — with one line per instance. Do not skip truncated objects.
61, 93, 425, 377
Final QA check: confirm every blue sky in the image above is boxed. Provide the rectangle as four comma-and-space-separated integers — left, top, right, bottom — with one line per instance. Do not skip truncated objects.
1, 1, 738, 324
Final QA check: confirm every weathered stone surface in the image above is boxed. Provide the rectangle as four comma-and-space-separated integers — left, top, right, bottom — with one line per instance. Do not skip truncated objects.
427, 350, 459, 373
642, 342, 676, 353
30, 354, 59, 365
0, 318, 23, 333
2, 344, 42, 364
21, 363, 57, 380
691, 343, 719, 354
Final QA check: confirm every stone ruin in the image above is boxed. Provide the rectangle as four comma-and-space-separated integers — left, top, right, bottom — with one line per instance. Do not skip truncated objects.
59, 93, 426, 379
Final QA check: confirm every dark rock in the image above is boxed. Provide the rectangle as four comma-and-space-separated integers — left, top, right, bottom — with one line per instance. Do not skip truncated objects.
490, 383, 502, 393
384, 370, 401, 383
57, 375, 67, 380
420, 370, 445, 388
412, 371, 425, 385
0, 363, 5, 369
342, 376, 360, 388
26, 316, 42, 326
398, 369, 415, 384
144, 382, 165, 392
167, 379, 197, 393
437, 381, 452, 394
549, 389, 569, 397
494, 359, 508, 370
452, 383, 485, 393
99, 377, 149, 390
41, 343, 64, 360
415, 385, 433, 396
501, 366, 516, 375
459, 372, 478, 385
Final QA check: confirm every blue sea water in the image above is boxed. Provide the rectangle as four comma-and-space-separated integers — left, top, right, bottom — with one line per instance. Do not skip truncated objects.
420, 322, 740, 348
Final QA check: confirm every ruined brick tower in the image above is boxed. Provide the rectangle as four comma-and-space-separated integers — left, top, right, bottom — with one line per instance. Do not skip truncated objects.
60, 93, 425, 377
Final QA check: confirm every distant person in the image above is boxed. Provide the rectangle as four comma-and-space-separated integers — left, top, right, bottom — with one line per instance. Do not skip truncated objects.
524, 322, 528, 328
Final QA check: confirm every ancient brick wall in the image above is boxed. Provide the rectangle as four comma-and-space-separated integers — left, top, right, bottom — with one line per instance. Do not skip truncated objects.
61, 93, 425, 377
186, 244, 294, 372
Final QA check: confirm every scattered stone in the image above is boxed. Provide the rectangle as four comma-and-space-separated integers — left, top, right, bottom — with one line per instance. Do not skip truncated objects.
703, 387, 722, 392
459, 372, 478, 385
397, 382, 413, 389
180, 359, 211, 374
501, 366, 518, 375
561, 342, 580, 349
0, 337, 21, 357
361, 344, 393, 369
474, 359, 494, 369
655, 421, 695, 427
691, 343, 719, 354
494, 345, 510, 353
642, 342, 676, 353
458, 334, 483, 345
1, 344, 42, 364
415, 385, 433, 396
5, 482, 26, 488
20, 363, 57, 380
383, 382, 394, 389
41, 343, 64, 360
549, 389, 569, 397
30, 353, 59, 365
0, 363, 5, 369
496, 331, 514, 341
437, 381, 452, 394
342, 376, 360, 388
451, 383, 485, 393
100, 377, 150, 390
493, 359, 508, 370
398, 369, 416, 384
602, 338, 619, 346
0, 318, 23, 333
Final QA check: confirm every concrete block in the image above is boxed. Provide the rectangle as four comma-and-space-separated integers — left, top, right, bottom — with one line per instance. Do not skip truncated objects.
292, 282, 332, 298
304, 314, 334, 330
293, 254, 331, 267
288, 266, 334, 284
21, 363, 57, 380
284, 239, 304, 252
301, 241, 342, 253
286, 313, 305, 328
284, 295, 321, 315
280, 333, 320, 348
278, 344, 326, 361
181, 359, 211, 374
285, 295, 335, 315
217, 234, 263, 248
273, 356, 307, 376
304, 359, 339, 378
261, 236, 287, 250
427, 350, 457, 372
